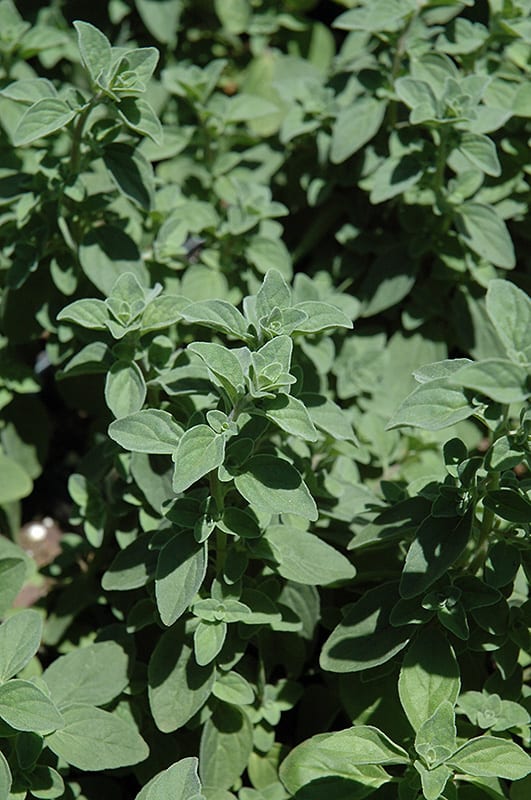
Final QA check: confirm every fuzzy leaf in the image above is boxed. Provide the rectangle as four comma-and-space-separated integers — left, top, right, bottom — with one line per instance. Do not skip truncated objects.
172, 425, 226, 493
234, 455, 317, 520
109, 409, 183, 454
155, 534, 207, 626
46, 704, 148, 770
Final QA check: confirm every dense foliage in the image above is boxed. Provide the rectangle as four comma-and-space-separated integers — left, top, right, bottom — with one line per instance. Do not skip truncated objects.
0, 1, 530, 799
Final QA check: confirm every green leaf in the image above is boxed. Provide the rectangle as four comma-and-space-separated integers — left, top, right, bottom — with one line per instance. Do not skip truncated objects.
212, 671, 254, 706
136, 757, 203, 800
279, 732, 390, 798
46, 704, 148, 770
456, 203, 515, 269
134, 0, 183, 46
79, 225, 147, 296
103, 142, 155, 210
262, 394, 318, 442
194, 620, 227, 666
293, 301, 353, 333
102, 533, 158, 591
199, 704, 253, 791
265, 525, 355, 586
148, 630, 215, 733
400, 513, 472, 599
386, 378, 474, 431
457, 133, 501, 177
486, 279, 531, 361
42, 642, 129, 708
255, 270, 292, 319
56, 298, 108, 329
415, 701, 457, 767
13, 98, 77, 146
214, 0, 250, 34
0, 680, 63, 733
447, 736, 531, 779
414, 761, 451, 800
117, 97, 163, 144
1, 77, 57, 104
109, 409, 183, 454
0, 452, 33, 503
399, 629, 460, 732
483, 489, 531, 523
0, 751, 11, 799
301, 393, 357, 442
141, 295, 189, 332
172, 425, 226, 493
0, 610, 42, 682
181, 300, 249, 340
28, 765, 65, 800
0, 559, 27, 618
286, 726, 409, 768
155, 533, 207, 626
320, 583, 415, 673
450, 358, 529, 404
73, 20, 112, 84
188, 342, 246, 402
105, 361, 147, 419
234, 455, 318, 521
331, 97, 385, 164
395, 77, 438, 113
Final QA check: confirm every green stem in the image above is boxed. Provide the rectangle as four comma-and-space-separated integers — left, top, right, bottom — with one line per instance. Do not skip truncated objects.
209, 470, 226, 575
69, 92, 103, 176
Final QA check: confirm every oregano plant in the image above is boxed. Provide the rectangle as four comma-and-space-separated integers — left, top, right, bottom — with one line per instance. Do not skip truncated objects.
0, 2, 529, 800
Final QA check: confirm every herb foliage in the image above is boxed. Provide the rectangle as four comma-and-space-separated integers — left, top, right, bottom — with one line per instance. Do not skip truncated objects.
0, 2, 530, 800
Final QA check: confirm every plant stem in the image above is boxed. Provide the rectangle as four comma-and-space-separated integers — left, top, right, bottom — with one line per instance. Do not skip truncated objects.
69, 92, 103, 176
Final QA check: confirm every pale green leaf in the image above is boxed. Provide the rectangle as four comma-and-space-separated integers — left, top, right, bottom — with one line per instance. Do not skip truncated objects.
212, 671, 254, 706
293, 301, 353, 333
279, 732, 390, 798
105, 361, 147, 419
447, 736, 531, 779
451, 358, 529, 404
234, 455, 318, 521
320, 583, 415, 673
457, 133, 501, 177
386, 378, 474, 431
399, 629, 460, 732
102, 533, 158, 591
0, 680, 63, 733
456, 203, 515, 269
414, 761, 451, 800
262, 394, 318, 441
0, 750, 11, 798
148, 631, 214, 733
188, 342, 246, 401
172, 425, 226, 493
42, 642, 129, 708
56, 298, 108, 329
266, 525, 355, 585
13, 98, 77, 146
0, 610, 42, 682
400, 514, 471, 599
0, 452, 33, 503
135, 757, 203, 800
181, 300, 249, 340
199, 705, 253, 790
117, 97, 163, 145
155, 534, 207, 626
486, 279, 531, 361
331, 97, 385, 164
109, 409, 183, 454
74, 20, 112, 84
46, 704, 148, 770
103, 142, 155, 210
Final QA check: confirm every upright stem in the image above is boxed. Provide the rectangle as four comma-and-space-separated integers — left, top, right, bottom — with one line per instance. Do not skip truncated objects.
69, 93, 103, 176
